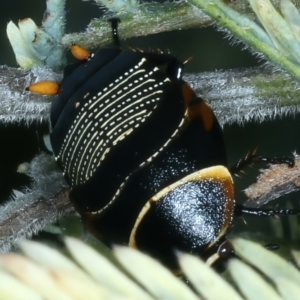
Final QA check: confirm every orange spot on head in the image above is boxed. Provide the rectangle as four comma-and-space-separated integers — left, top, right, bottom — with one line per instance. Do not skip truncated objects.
71, 44, 90, 60
26, 81, 60, 95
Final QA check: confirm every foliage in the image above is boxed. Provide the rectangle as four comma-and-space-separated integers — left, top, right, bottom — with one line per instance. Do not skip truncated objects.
0, 238, 299, 300
1, 1, 300, 299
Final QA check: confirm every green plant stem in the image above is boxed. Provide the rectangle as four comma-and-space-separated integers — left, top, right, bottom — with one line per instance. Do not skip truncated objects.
186, 67, 300, 125
62, 2, 209, 48
61, 1, 300, 49
187, 0, 300, 81
1, 65, 300, 125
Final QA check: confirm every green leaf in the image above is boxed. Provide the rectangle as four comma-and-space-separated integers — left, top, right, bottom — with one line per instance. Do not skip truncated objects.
232, 239, 300, 289
113, 246, 198, 300
229, 258, 283, 300
178, 252, 243, 300
65, 238, 152, 300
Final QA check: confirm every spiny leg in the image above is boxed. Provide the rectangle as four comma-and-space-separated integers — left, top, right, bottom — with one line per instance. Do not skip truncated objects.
230, 150, 295, 175
233, 151, 297, 221
231, 151, 297, 244
235, 205, 300, 217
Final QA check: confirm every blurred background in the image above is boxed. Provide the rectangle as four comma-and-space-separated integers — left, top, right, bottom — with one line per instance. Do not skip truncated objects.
0, 0, 299, 252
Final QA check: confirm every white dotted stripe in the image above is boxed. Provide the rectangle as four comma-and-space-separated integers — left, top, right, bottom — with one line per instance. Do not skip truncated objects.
139, 114, 187, 167
56, 57, 171, 185
88, 62, 147, 110
64, 116, 94, 177
83, 127, 134, 181
62, 99, 148, 179
77, 130, 99, 179
84, 108, 152, 181
89, 111, 189, 215
81, 110, 148, 184
59, 72, 160, 167
58, 70, 159, 168
57, 58, 148, 161
95, 78, 157, 122
85, 138, 104, 180
72, 93, 159, 185
112, 127, 134, 145
106, 109, 147, 136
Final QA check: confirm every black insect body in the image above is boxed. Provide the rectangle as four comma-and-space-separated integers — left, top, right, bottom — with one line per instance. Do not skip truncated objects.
29, 20, 296, 269
47, 20, 233, 267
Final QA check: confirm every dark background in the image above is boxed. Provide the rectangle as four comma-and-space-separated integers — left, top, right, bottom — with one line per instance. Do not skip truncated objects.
1, 0, 299, 245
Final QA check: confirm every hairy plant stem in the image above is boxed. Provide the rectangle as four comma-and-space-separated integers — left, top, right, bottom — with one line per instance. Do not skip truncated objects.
1, 65, 300, 126
61, 0, 300, 49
